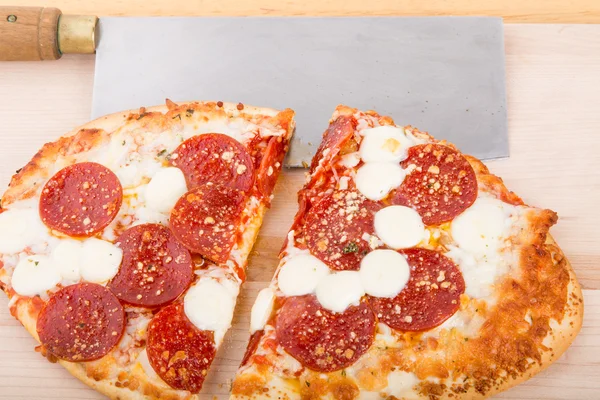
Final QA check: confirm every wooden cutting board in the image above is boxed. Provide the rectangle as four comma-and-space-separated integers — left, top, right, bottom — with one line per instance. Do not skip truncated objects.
0, 24, 599, 399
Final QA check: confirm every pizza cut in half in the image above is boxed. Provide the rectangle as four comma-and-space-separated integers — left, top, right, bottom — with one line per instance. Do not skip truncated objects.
0, 100, 295, 399
231, 105, 583, 399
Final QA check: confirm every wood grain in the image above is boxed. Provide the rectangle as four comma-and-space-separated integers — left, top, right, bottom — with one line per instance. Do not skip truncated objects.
0, 0, 599, 23
0, 6, 61, 61
0, 24, 599, 399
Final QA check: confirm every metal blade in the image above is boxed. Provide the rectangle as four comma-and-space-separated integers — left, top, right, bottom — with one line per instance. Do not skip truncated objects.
92, 17, 508, 166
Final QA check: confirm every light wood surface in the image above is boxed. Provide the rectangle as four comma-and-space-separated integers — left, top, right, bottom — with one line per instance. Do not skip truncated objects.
0, 0, 599, 23
0, 24, 599, 399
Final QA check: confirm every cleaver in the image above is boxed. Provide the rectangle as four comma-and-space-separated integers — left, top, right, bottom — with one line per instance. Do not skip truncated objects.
0, 7, 508, 166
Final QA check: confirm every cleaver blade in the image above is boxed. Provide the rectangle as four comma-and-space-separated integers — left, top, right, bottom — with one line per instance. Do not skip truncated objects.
92, 17, 508, 167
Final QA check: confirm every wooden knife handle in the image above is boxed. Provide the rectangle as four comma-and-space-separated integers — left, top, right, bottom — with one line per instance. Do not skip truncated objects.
0, 6, 62, 61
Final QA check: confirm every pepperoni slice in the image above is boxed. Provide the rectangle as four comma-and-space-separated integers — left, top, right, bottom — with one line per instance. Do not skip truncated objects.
36, 283, 125, 362
275, 295, 375, 372
108, 224, 193, 307
369, 248, 465, 332
169, 184, 245, 264
39, 162, 122, 236
256, 136, 286, 199
310, 115, 357, 173
392, 144, 477, 225
303, 189, 382, 271
240, 330, 264, 367
171, 133, 255, 192
147, 302, 216, 393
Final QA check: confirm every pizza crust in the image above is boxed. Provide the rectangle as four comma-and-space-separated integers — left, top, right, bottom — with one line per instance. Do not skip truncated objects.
2, 100, 291, 207
1, 100, 293, 400
473, 236, 584, 399
445, 157, 584, 399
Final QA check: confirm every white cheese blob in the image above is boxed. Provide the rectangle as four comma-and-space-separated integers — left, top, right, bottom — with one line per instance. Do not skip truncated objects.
0, 208, 49, 254
384, 370, 419, 398
445, 246, 500, 299
132, 205, 169, 226
451, 197, 513, 257
277, 254, 330, 296
184, 278, 236, 346
11, 255, 61, 296
137, 349, 158, 378
51, 239, 82, 281
374, 206, 425, 249
355, 163, 405, 201
315, 271, 364, 313
79, 238, 123, 283
250, 287, 276, 333
359, 126, 413, 163
115, 164, 141, 189
359, 249, 410, 298
145, 167, 188, 213
338, 152, 361, 168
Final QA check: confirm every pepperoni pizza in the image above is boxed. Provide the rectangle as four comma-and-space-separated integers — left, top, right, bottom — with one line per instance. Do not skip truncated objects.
231, 105, 583, 399
0, 101, 295, 399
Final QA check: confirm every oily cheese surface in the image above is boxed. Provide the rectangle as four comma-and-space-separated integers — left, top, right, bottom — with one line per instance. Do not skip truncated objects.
0, 100, 294, 400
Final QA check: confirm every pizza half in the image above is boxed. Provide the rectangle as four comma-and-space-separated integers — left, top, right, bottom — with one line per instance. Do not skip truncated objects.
0, 101, 295, 399
231, 105, 583, 399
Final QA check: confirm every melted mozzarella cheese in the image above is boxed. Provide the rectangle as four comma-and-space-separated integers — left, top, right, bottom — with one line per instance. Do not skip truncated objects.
359, 249, 410, 298
138, 129, 184, 155
132, 205, 169, 226
86, 133, 130, 171
374, 205, 425, 249
50, 239, 82, 281
109, 154, 162, 190
11, 255, 61, 296
356, 392, 382, 400
315, 271, 364, 313
277, 254, 330, 296
250, 287, 275, 333
0, 208, 49, 254
429, 310, 485, 338
448, 198, 515, 300
135, 348, 171, 388
384, 370, 419, 399
338, 176, 350, 190
79, 238, 123, 283
445, 246, 501, 299
451, 197, 513, 257
145, 167, 188, 213
136, 349, 159, 380
180, 118, 258, 144
375, 322, 400, 348
184, 278, 237, 346
338, 152, 361, 168
359, 126, 413, 163
355, 163, 405, 201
